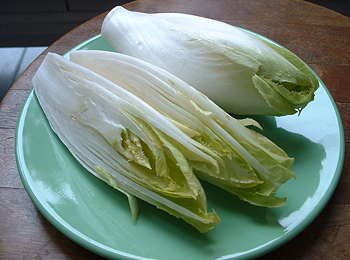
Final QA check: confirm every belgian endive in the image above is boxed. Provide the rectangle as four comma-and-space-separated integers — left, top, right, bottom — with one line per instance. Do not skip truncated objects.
33, 50, 295, 232
101, 6, 319, 116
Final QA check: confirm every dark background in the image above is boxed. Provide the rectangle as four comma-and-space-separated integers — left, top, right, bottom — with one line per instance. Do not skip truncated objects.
0, 0, 132, 47
0, 0, 349, 47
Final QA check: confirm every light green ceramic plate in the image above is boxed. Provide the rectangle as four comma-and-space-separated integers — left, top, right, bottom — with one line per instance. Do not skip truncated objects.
16, 34, 345, 259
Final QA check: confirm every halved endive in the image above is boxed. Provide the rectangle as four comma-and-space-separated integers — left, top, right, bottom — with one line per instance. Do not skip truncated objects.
101, 6, 319, 116
33, 50, 295, 232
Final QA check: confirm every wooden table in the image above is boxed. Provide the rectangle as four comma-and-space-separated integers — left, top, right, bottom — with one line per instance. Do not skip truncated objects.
1, 0, 349, 259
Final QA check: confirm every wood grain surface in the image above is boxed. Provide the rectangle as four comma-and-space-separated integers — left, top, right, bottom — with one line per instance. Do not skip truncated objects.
1, 0, 349, 259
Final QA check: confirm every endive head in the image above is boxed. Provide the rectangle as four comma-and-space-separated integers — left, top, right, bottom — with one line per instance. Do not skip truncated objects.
102, 6, 319, 116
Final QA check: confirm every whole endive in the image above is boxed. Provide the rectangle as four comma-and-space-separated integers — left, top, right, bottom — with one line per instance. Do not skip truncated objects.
101, 6, 319, 116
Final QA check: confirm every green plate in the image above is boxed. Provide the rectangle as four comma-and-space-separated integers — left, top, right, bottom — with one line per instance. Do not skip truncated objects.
16, 34, 345, 259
